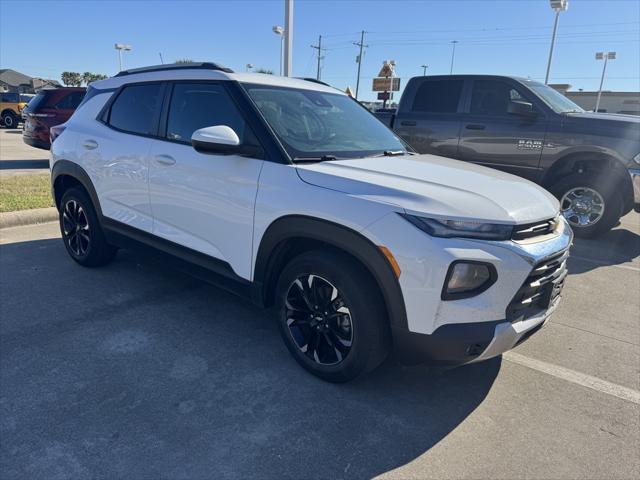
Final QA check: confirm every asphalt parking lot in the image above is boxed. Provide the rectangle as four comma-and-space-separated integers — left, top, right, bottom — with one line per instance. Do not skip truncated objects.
0, 128, 48, 176
0, 131, 639, 479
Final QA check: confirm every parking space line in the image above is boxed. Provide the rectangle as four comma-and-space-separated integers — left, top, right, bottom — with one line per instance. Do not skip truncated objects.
570, 254, 640, 272
503, 351, 640, 405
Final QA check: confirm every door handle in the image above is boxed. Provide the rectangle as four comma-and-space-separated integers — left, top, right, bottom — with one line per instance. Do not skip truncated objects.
465, 124, 486, 130
82, 140, 98, 150
400, 120, 417, 126
154, 154, 176, 166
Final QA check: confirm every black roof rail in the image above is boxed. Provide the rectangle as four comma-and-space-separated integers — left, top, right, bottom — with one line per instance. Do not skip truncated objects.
295, 77, 331, 87
115, 62, 234, 77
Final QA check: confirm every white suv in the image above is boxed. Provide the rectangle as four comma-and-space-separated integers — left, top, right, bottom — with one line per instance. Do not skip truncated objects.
50, 63, 572, 382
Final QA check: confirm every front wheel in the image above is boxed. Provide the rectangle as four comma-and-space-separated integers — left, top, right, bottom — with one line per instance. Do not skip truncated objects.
2, 112, 18, 129
550, 173, 623, 238
275, 250, 389, 382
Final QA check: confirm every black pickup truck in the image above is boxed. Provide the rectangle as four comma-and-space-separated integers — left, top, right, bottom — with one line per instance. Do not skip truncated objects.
376, 75, 640, 237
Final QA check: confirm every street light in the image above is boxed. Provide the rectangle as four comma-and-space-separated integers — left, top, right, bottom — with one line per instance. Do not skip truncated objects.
544, 0, 569, 84
246, 63, 254, 72
421, 64, 428, 76
272, 25, 284, 75
114, 43, 132, 72
595, 51, 616, 112
449, 40, 458, 75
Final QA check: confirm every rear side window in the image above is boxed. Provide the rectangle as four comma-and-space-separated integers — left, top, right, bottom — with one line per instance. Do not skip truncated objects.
1, 92, 20, 103
55, 91, 85, 110
165, 83, 248, 143
108, 83, 163, 135
412, 80, 463, 113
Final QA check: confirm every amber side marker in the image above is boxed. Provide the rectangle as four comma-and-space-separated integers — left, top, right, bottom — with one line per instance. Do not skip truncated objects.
378, 246, 401, 278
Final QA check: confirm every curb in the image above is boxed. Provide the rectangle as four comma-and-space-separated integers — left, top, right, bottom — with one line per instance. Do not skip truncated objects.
0, 207, 58, 229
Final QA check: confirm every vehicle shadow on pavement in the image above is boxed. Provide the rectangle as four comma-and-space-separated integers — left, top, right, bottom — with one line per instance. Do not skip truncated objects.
2, 129, 23, 134
569, 227, 640, 274
0, 160, 49, 170
0, 238, 500, 480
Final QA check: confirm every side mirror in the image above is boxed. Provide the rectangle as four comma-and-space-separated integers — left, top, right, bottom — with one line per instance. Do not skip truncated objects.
191, 125, 263, 158
508, 100, 536, 117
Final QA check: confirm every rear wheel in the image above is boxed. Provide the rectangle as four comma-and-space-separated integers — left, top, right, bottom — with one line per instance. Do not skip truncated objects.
1, 111, 18, 129
550, 173, 622, 238
59, 187, 117, 267
275, 250, 389, 382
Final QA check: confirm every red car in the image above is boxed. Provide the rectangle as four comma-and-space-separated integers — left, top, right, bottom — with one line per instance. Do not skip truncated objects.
22, 87, 86, 150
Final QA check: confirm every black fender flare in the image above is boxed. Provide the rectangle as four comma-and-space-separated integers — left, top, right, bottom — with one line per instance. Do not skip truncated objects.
253, 215, 408, 329
51, 160, 103, 216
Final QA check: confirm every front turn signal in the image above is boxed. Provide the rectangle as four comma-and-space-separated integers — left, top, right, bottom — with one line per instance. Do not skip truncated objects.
378, 246, 401, 278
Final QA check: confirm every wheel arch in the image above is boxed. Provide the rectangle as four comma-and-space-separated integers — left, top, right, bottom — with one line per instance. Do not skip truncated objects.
542, 152, 633, 211
51, 160, 103, 216
254, 215, 408, 329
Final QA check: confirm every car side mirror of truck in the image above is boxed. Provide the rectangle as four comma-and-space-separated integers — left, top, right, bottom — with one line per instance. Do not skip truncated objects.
191, 125, 262, 158
508, 100, 537, 117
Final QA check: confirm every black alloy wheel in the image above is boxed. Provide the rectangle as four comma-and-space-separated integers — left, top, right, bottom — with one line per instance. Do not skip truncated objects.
62, 199, 91, 258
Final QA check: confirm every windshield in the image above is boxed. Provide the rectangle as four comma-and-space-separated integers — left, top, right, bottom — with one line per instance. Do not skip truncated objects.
525, 81, 584, 113
243, 84, 406, 159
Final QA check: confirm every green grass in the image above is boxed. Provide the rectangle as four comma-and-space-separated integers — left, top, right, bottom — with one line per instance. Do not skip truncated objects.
0, 174, 55, 213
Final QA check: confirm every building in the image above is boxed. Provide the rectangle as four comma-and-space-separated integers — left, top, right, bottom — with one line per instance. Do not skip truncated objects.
0, 68, 61, 93
550, 84, 640, 115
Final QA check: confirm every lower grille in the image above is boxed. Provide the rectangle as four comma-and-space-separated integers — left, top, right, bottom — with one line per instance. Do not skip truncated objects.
506, 249, 569, 323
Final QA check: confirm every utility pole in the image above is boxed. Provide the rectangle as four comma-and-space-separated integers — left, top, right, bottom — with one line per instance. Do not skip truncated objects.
283, 0, 294, 77
421, 64, 428, 76
449, 40, 458, 75
311, 35, 324, 80
354, 30, 368, 100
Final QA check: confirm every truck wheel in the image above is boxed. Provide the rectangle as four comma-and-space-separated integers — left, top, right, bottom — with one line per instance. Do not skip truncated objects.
2, 112, 18, 129
59, 187, 117, 267
275, 250, 389, 382
550, 173, 623, 238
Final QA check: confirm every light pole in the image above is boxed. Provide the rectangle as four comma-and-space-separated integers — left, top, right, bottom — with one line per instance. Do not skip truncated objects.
283, 0, 293, 77
114, 43, 132, 72
272, 26, 284, 75
421, 64, 428, 76
595, 51, 616, 112
449, 40, 458, 75
545, 0, 569, 85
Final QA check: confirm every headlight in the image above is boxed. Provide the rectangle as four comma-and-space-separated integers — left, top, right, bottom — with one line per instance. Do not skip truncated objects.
633, 153, 640, 166
442, 261, 497, 300
400, 214, 513, 240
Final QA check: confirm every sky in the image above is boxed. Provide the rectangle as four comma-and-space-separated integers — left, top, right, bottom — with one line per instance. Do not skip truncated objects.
1, 0, 638, 102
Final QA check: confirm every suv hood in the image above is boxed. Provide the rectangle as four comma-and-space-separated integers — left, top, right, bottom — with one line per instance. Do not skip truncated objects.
296, 154, 559, 224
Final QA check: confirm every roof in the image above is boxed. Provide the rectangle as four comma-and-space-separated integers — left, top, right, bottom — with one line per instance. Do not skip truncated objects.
0, 69, 33, 87
93, 63, 343, 94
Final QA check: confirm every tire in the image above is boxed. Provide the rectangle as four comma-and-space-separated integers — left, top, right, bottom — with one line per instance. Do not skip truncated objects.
59, 187, 117, 267
2, 112, 18, 129
275, 250, 390, 382
549, 173, 623, 238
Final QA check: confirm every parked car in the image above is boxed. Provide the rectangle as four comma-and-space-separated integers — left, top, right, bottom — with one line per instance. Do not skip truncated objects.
50, 63, 571, 382
22, 87, 86, 149
376, 75, 640, 238
0, 91, 31, 128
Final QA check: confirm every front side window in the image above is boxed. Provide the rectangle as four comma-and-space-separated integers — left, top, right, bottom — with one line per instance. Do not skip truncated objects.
412, 80, 463, 113
244, 84, 405, 159
165, 83, 248, 143
108, 83, 163, 135
470, 80, 530, 116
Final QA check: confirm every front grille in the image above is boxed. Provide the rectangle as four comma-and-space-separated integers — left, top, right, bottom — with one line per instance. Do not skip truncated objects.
511, 217, 558, 241
506, 249, 569, 323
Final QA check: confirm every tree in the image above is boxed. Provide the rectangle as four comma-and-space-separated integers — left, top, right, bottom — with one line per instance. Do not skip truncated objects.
61, 71, 82, 87
175, 58, 195, 64
82, 72, 108, 85
255, 68, 274, 74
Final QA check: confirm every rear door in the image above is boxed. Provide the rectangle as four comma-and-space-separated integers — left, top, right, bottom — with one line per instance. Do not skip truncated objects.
457, 79, 549, 182
392, 78, 465, 158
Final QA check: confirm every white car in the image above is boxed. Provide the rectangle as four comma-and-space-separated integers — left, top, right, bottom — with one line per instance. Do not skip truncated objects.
50, 63, 572, 382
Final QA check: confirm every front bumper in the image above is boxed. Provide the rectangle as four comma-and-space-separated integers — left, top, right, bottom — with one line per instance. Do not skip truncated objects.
629, 168, 640, 212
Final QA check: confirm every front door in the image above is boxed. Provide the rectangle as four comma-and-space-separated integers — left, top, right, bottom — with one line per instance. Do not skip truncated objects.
148, 82, 264, 280
458, 79, 549, 182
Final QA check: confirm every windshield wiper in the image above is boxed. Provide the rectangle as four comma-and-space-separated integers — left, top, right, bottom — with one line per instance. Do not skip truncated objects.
291, 155, 338, 163
371, 150, 408, 157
